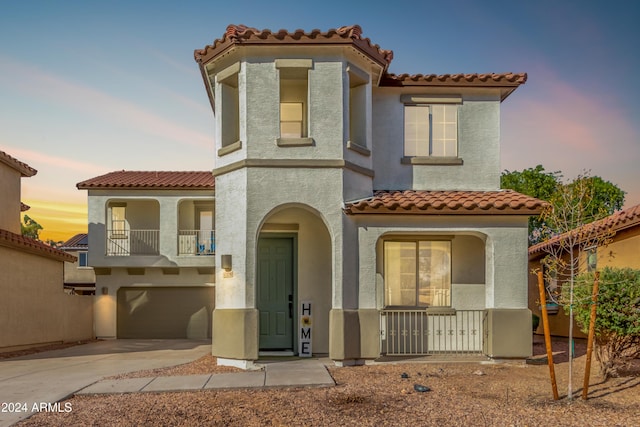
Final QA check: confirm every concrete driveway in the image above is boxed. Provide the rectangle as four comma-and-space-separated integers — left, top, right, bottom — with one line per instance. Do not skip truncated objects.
0, 340, 209, 426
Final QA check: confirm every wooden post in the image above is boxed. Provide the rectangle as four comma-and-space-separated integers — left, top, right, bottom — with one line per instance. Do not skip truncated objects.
582, 271, 600, 400
538, 271, 559, 400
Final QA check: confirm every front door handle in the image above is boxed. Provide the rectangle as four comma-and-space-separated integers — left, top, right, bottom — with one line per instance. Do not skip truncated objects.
288, 294, 293, 318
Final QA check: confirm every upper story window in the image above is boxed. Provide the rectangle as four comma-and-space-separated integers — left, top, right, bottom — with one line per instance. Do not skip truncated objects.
347, 64, 370, 155
276, 59, 312, 145
401, 95, 461, 164
78, 251, 88, 267
217, 62, 240, 151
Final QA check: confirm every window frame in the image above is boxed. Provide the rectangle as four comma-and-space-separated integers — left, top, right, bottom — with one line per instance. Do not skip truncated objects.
383, 238, 452, 309
216, 62, 241, 155
401, 95, 461, 164
109, 205, 127, 239
276, 59, 313, 146
78, 251, 89, 267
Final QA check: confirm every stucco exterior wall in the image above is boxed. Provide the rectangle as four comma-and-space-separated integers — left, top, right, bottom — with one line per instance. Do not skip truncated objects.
86, 189, 215, 268
64, 252, 96, 284
356, 215, 530, 310
0, 246, 93, 351
0, 163, 22, 233
371, 90, 501, 191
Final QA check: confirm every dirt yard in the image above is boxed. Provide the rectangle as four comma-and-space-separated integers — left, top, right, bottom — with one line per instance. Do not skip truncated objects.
16, 337, 640, 426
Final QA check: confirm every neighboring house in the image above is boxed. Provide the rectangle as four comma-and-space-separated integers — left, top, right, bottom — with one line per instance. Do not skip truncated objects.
76, 171, 215, 340
80, 25, 545, 368
60, 233, 96, 295
528, 204, 640, 337
0, 150, 93, 352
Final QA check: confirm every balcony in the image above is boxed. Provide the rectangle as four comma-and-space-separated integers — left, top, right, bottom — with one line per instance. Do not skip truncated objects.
107, 230, 159, 256
178, 230, 215, 256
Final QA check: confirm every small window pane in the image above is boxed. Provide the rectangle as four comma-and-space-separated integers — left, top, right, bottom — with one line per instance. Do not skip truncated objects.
384, 241, 417, 306
78, 252, 88, 267
280, 102, 302, 121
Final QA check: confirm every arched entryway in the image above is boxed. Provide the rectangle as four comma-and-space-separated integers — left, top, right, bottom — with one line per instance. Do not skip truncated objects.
256, 204, 332, 355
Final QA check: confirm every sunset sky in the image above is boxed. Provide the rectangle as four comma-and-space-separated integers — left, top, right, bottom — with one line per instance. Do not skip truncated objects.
1, 1, 639, 243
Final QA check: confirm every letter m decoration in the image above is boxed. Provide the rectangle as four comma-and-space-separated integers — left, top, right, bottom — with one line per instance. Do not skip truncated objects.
299, 301, 312, 357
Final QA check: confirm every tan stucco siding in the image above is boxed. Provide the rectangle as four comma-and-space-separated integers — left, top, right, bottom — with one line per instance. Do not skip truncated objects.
0, 163, 22, 233
0, 246, 93, 350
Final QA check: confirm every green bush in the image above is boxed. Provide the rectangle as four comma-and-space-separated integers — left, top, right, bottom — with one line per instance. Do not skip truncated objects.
570, 267, 640, 378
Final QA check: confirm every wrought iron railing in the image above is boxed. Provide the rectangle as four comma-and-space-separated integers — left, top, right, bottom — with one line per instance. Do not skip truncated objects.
380, 309, 484, 356
106, 229, 159, 256
178, 230, 215, 256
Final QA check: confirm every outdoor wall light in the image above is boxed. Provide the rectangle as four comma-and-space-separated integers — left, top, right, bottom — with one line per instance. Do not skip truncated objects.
221, 254, 232, 271
101, 287, 108, 295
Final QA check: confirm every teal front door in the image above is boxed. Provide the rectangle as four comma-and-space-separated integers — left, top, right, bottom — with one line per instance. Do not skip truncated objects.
257, 237, 294, 350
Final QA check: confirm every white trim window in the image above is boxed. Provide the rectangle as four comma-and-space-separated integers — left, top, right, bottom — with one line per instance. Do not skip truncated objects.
384, 240, 452, 307
404, 103, 458, 157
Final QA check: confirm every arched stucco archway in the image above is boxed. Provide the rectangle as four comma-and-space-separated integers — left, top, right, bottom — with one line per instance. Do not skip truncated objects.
256, 204, 332, 354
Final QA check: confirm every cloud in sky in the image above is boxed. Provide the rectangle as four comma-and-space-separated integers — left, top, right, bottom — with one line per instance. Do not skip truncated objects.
502, 66, 640, 207
2, 56, 212, 150
1, 145, 111, 176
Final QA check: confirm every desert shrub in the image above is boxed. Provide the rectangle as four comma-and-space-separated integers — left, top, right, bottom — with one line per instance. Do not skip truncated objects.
569, 267, 640, 378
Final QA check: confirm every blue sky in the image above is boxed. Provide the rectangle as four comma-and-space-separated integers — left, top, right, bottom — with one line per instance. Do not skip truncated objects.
1, 0, 639, 241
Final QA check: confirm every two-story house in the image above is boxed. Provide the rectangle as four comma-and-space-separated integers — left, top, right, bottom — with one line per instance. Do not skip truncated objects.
80, 25, 545, 368
192, 25, 545, 368
77, 171, 216, 339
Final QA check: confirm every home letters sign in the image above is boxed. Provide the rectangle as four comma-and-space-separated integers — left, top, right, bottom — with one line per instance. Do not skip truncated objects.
299, 301, 312, 357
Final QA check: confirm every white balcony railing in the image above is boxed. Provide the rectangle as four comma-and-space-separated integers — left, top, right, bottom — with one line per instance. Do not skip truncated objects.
178, 230, 215, 256
380, 309, 485, 356
106, 229, 159, 256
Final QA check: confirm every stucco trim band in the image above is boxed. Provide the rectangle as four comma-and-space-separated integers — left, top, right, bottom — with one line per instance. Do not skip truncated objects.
212, 158, 375, 178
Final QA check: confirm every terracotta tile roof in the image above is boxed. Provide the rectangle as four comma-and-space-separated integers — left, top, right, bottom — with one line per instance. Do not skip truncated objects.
21, 202, 30, 212
381, 72, 527, 87
0, 150, 37, 177
60, 233, 88, 250
344, 190, 547, 215
0, 228, 75, 262
77, 171, 214, 190
380, 73, 527, 101
529, 204, 640, 255
194, 24, 393, 67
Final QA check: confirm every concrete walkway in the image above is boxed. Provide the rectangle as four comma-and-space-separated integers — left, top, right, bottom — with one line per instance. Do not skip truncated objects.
78, 358, 334, 395
0, 341, 334, 427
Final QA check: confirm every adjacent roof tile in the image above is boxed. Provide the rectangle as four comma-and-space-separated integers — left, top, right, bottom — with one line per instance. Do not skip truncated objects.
529, 204, 640, 255
344, 190, 546, 215
381, 72, 527, 86
0, 229, 75, 262
77, 171, 214, 190
194, 24, 393, 67
60, 233, 88, 250
21, 202, 30, 212
0, 150, 37, 177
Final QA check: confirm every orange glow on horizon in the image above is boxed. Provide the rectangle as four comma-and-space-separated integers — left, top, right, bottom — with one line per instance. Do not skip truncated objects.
21, 199, 87, 244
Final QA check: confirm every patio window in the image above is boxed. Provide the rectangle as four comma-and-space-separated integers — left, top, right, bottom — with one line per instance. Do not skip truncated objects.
110, 205, 126, 238
384, 240, 451, 307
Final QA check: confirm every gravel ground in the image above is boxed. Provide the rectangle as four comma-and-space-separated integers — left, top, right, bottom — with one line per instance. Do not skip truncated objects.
16, 337, 640, 426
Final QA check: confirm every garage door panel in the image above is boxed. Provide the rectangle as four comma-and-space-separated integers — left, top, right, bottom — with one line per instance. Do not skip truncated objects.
117, 287, 214, 339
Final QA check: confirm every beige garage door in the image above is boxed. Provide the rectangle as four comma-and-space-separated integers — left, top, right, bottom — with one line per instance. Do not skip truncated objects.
117, 287, 214, 339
